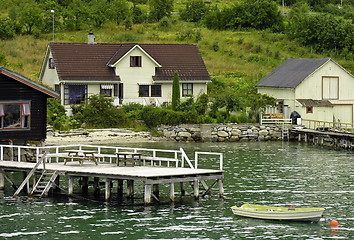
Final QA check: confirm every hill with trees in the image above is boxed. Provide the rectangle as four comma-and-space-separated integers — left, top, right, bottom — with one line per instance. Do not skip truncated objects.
1, 0, 354, 129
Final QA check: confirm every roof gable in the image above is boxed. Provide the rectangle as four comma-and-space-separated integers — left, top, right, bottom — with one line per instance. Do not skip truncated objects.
108, 44, 161, 67
0, 67, 59, 98
255, 58, 331, 88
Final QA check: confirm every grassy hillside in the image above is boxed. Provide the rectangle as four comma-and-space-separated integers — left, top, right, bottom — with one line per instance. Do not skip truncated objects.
0, 20, 353, 93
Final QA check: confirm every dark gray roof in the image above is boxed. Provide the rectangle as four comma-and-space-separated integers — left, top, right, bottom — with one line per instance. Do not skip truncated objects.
255, 58, 331, 88
297, 99, 333, 107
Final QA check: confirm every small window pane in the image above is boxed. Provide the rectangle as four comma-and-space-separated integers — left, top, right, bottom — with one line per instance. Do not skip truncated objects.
4, 104, 21, 128
0, 104, 3, 116
182, 83, 193, 97
151, 85, 161, 97
22, 103, 30, 115
49, 58, 55, 69
139, 85, 149, 97
130, 56, 142, 67
100, 89, 112, 97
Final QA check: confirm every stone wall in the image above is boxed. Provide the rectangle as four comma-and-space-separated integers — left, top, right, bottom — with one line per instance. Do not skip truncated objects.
158, 124, 287, 142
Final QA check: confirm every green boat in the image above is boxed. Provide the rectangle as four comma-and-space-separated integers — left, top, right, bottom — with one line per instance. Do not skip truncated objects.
231, 204, 325, 222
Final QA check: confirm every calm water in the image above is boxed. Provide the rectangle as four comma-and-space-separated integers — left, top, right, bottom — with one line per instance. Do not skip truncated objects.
1, 141, 353, 239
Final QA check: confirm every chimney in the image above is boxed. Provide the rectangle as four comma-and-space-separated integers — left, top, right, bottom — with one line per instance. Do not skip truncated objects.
88, 32, 95, 44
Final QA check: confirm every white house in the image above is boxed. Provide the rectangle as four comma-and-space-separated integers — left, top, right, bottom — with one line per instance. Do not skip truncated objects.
255, 58, 354, 124
39, 34, 211, 113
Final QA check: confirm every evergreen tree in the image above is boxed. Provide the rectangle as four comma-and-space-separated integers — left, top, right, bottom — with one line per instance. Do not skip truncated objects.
172, 71, 180, 111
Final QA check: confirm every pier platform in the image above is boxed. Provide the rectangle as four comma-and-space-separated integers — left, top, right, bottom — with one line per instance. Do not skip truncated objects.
0, 144, 224, 203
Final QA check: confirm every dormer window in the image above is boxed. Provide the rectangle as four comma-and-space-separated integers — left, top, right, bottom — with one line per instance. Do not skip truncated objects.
130, 56, 142, 67
49, 58, 55, 69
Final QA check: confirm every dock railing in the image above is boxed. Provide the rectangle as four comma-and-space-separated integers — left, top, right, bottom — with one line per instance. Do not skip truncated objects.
302, 119, 354, 132
0, 144, 223, 170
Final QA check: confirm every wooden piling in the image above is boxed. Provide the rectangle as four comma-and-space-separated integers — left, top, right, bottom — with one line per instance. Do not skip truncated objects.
127, 180, 134, 198
105, 178, 111, 200
0, 172, 4, 190
170, 183, 175, 201
93, 177, 100, 196
144, 184, 152, 203
193, 180, 199, 199
68, 176, 74, 195
218, 179, 224, 198
117, 180, 123, 197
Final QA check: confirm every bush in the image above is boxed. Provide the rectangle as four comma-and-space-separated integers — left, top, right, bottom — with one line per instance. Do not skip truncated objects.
142, 106, 188, 127
72, 95, 129, 128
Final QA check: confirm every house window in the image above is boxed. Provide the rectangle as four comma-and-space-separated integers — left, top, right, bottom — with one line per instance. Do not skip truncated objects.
151, 85, 162, 97
49, 58, 55, 69
0, 102, 30, 130
182, 83, 193, 97
139, 85, 149, 97
130, 56, 142, 67
322, 77, 339, 99
100, 84, 113, 97
306, 106, 313, 113
139, 85, 162, 97
64, 85, 87, 105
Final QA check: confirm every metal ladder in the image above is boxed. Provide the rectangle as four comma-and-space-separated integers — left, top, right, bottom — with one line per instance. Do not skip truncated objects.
281, 124, 289, 140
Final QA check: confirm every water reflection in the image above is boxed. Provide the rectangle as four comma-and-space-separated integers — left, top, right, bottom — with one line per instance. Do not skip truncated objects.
1, 141, 354, 239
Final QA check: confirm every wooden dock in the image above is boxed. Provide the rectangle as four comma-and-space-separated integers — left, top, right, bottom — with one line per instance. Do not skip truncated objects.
0, 144, 224, 203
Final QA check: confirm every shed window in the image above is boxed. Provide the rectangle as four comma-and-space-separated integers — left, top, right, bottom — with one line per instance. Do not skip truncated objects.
64, 85, 87, 105
130, 56, 142, 67
322, 77, 339, 99
306, 106, 313, 113
0, 102, 31, 130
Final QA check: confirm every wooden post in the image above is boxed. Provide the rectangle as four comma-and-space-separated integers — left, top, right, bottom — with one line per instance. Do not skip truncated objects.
127, 180, 134, 198
68, 176, 74, 195
105, 178, 111, 201
170, 183, 175, 201
298, 134, 301, 142
0, 172, 4, 190
180, 182, 185, 196
117, 180, 123, 197
218, 179, 224, 198
82, 177, 88, 194
144, 184, 152, 204
54, 175, 60, 192
153, 184, 159, 199
93, 177, 100, 196
193, 180, 199, 200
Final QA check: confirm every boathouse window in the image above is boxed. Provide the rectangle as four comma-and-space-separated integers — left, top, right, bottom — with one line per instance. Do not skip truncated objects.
322, 77, 338, 100
0, 102, 31, 130
182, 83, 193, 97
64, 85, 87, 105
130, 56, 142, 67
306, 106, 313, 113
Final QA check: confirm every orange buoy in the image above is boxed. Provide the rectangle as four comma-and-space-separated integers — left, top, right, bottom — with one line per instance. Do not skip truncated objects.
330, 220, 339, 228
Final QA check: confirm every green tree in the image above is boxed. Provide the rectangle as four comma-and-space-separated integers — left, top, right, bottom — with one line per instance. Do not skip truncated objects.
11, 0, 44, 34
149, 0, 173, 21
172, 71, 180, 111
108, 0, 131, 25
180, 0, 208, 22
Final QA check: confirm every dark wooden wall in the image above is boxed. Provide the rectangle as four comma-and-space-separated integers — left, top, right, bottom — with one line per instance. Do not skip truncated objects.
0, 74, 48, 141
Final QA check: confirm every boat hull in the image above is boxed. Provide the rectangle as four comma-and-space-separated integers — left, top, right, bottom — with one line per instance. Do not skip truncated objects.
231, 204, 325, 222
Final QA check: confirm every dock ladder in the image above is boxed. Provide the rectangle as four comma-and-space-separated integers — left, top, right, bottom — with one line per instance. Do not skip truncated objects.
30, 170, 59, 198
281, 124, 289, 140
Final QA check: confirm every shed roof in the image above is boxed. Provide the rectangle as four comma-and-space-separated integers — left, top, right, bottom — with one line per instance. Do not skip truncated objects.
0, 67, 59, 98
49, 43, 211, 82
297, 99, 333, 107
255, 58, 331, 88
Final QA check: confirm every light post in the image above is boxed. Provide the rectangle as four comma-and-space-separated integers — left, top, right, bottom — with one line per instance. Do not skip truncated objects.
282, 0, 285, 15
51, 10, 55, 41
